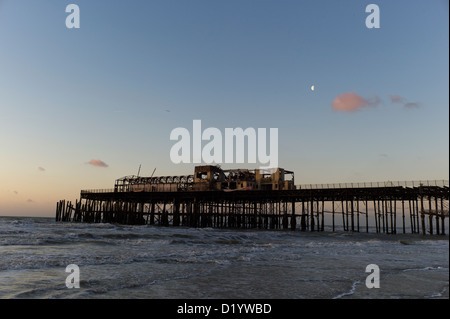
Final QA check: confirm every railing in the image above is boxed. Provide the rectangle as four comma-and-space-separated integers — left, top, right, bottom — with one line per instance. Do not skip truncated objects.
80, 180, 449, 194
81, 189, 116, 194
296, 180, 449, 190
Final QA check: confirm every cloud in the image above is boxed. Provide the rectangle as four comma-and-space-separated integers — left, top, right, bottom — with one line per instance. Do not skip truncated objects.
404, 102, 420, 108
26, 199, 34, 203
38, 167, 46, 171
331, 92, 381, 112
332, 92, 420, 113
13, 191, 18, 195
87, 159, 109, 168
370, 95, 382, 107
389, 94, 420, 108
389, 95, 405, 103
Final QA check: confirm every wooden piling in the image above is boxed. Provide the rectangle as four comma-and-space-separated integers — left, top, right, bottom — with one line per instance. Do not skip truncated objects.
428, 196, 433, 235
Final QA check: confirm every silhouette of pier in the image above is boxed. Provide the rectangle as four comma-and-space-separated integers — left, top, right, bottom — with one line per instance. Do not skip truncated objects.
56, 175, 449, 235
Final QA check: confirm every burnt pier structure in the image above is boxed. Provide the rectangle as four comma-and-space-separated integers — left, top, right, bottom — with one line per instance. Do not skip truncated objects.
56, 166, 449, 235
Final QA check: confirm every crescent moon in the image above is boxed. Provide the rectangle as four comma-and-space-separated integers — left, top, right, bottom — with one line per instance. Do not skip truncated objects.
311, 85, 315, 91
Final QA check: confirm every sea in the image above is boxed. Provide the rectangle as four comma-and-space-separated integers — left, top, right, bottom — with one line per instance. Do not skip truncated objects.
0, 216, 448, 299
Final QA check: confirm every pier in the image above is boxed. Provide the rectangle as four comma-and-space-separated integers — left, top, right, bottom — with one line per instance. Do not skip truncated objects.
56, 166, 449, 235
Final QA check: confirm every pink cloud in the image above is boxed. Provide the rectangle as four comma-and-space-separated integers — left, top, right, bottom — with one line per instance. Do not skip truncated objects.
38, 167, 46, 171
87, 159, 109, 168
333, 92, 420, 113
331, 92, 380, 112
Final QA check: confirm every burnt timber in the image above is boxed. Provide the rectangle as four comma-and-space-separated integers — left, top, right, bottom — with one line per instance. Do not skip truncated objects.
56, 166, 449, 235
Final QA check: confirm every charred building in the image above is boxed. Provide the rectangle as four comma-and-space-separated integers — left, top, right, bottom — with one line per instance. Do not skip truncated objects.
114, 165, 295, 193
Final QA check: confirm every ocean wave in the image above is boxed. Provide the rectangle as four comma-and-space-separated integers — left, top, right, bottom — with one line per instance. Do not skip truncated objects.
402, 266, 448, 272
214, 239, 242, 245
427, 286, 448, 298
332, 280, 362, 299
102, 233, 141, 239
1, 217, 448, 299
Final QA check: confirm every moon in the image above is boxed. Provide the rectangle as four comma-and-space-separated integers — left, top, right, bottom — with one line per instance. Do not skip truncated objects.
311, 85, 315, 91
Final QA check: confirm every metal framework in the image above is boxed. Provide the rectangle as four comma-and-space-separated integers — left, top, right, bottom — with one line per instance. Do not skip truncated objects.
113, 165, 295, 193
115, 175, 195, 192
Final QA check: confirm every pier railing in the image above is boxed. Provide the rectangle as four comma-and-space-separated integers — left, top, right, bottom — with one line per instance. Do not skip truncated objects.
81, 188, 116, 194
80, 180, 449, 195
296, 180, 449, 190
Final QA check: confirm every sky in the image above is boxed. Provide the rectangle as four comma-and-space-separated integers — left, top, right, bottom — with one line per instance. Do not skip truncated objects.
0, 0, 448, 217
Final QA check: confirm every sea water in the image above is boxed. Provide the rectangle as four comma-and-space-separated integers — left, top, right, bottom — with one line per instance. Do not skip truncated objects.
0, 216, 448, 299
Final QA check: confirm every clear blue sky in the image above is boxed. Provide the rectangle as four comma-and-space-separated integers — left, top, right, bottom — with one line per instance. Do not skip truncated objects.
0, 0, 448, 216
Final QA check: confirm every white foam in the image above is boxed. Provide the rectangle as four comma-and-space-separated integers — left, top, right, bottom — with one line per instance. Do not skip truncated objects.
332, 280, 362, 299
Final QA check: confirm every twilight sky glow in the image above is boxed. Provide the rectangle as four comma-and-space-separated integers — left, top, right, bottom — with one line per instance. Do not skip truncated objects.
0, 0, 448, 216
